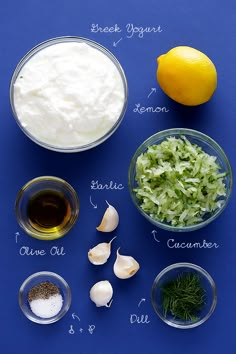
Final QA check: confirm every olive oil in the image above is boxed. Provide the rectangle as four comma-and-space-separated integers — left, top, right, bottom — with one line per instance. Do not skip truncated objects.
27, 190, 71, 233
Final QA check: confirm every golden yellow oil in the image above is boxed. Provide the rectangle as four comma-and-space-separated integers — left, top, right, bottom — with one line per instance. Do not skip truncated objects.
27, 190, 71, 233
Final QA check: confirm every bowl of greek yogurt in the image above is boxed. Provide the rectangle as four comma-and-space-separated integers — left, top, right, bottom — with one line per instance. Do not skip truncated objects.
10, 36, 128, 152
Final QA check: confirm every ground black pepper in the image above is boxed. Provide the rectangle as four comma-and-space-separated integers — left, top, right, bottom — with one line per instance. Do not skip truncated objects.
28, 281, 60, 302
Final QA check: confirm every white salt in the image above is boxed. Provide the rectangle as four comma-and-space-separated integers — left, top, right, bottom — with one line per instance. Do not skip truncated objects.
29, 293, 63, 318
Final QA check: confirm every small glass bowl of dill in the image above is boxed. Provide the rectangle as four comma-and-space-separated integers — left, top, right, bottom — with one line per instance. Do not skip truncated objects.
151, 262, 217, 329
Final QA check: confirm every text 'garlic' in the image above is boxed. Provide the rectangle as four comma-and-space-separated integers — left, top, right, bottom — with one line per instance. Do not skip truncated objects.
96, 201, 119, 232
88, 237, 116, 265
90, 280, 113, 307
113, 248, 140, 279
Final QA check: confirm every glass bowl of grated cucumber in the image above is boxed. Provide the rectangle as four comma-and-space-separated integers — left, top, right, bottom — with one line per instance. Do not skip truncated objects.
128, 128, 232, 232
151, 262, 217, 329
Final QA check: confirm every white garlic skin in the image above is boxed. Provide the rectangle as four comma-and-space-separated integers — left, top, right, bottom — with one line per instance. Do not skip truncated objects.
113, 248, 140, 279
96, 201, 119, 232
89, 280, 113, 307
88, 237, 116, 265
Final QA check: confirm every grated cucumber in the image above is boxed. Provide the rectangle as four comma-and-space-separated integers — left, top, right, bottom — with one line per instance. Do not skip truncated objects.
134, 136, 226, 227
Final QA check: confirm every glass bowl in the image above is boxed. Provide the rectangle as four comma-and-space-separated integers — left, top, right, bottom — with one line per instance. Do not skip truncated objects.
10, 36, 128, 152
151, 262, 217, 329
15, 176, 79, 240
19, 271, 72, 324
128, 128, 233, 232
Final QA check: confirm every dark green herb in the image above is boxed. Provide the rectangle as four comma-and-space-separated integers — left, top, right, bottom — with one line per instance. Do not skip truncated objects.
161, 272, 206, 322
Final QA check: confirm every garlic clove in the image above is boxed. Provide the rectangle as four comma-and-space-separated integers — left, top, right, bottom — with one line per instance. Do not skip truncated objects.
88, 236, 116, 265
88, 243, 110, 265
96, 201, 119, 232
89, 280, 113, 307
113, 248, 140, 279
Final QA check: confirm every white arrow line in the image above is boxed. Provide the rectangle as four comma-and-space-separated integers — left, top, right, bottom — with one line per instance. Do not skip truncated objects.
151, 230, 160, 243
89, 196, 97, 209
15, 232, 20, 244
147, 88, 157, 98
138, 298, 146, 307
72, 313, 81, 321
113, 37, 123, 47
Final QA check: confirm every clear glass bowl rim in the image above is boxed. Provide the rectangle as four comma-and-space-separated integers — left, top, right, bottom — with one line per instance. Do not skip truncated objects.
151, 262, 217, 329
18, 271, 72, 324
10, 36, 128, 152
128, 128, 233, 232
15, 175, 80, 240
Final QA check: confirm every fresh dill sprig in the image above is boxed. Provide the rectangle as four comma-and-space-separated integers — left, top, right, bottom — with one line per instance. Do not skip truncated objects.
161, 272, 206, 322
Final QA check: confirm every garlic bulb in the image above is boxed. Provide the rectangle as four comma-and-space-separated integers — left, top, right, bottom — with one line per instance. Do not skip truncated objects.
113, 248, 140, 279
96, 201, 119, 232
88, 237, 116, 265
90, 280, 113, 307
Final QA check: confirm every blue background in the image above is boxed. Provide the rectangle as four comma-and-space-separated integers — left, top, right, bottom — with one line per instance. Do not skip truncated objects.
0, 0, 235, 353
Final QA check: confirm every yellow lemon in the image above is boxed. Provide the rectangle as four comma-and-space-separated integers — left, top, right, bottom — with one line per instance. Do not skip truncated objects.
157, 46, 217, 106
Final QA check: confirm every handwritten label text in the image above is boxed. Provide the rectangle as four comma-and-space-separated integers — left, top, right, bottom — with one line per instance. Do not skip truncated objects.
167, 239, 219, 249
91, 24, 122, 33
68, 312, 96, 335
91, 180, 124, 190
91, 23, 163, 39
129, 298, 150, 325
130, 314, 150, 324
133, 103, 169, 115
19, 246, 66, 256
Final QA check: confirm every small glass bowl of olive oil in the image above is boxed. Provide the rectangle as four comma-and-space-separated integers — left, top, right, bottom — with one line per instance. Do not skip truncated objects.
15, 176, 79, 240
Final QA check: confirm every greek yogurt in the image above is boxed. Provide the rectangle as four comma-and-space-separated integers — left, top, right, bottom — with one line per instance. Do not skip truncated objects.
12, 40, 126, 150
